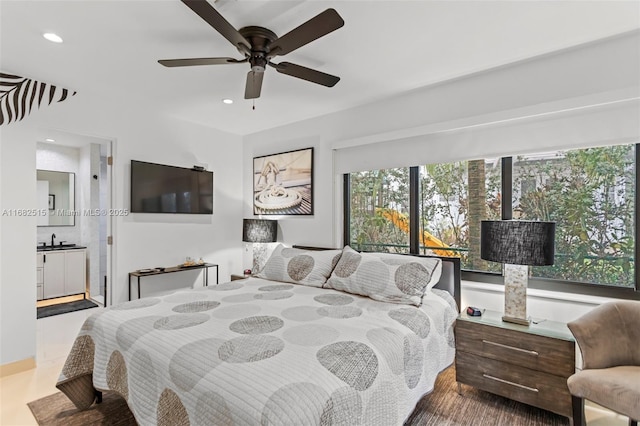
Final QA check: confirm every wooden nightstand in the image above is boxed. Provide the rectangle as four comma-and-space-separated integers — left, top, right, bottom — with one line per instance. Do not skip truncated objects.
455, 310, 575, 421
230, 274, 250, 281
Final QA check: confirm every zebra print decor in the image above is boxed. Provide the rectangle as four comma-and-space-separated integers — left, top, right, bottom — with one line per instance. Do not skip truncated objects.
0, 72, 76, 126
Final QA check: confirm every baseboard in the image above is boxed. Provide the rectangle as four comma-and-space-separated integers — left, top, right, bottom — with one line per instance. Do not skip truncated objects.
0, 357, 36, 378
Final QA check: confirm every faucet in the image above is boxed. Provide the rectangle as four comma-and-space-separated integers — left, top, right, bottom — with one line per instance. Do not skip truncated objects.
51, 233, 56, 247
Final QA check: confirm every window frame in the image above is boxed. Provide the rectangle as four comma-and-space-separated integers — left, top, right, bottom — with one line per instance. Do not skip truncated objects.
343, 143, 639, 299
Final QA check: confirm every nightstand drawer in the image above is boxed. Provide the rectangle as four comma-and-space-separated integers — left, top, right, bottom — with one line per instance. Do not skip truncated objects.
456, 320, 574, 377
456, 351, 572, 417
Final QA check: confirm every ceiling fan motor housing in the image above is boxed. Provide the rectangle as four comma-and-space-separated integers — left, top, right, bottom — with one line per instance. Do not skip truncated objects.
239, 26, 277, 72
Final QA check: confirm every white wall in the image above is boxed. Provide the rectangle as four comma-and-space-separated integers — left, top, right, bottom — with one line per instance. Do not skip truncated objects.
243, 135, 336, 248
243, 31, 640, 322
0, 122, 39, 366
0, 91, 244, 366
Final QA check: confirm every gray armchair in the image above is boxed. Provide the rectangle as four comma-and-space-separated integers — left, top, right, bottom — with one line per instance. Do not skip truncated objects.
567, 300, 640, 426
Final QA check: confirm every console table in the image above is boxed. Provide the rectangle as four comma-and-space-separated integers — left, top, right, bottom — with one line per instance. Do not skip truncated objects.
128, 263, 218, 301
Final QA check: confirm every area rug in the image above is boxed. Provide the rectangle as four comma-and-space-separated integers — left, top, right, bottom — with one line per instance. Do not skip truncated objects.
28, 390, 136, 426
28, 367, 567, 425
37, 299, 99, 319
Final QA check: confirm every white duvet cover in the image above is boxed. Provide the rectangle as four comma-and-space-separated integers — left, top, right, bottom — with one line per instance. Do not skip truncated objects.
57, 277, 457, 426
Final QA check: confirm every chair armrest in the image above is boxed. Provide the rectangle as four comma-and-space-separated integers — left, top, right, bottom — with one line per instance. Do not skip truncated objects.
568, 301, 640, 370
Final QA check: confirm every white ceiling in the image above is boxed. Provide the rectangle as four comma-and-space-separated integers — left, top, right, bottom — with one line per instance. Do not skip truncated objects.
1, 0, 639, 136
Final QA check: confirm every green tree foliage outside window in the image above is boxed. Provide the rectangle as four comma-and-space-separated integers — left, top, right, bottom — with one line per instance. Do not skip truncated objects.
418, 160, 501, 272
348, 160, 501, 272
513, 145, 635, 287
349, 168, 410, 253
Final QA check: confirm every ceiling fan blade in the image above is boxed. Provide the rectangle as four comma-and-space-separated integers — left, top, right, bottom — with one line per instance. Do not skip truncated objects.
245, 70, 264, 99
158, 57, 245, 67
269, 8, 344, 57
271, 62, 339, 87
181, 0, 251, 54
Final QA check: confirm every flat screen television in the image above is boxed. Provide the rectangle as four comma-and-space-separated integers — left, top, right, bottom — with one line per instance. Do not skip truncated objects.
130, 160, 213, 214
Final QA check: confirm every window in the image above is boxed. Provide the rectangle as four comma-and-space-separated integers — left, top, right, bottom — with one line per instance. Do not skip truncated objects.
418, 159, 501, 273
348, 168, 410, 253
513, 145, 635, 288
345, 143, 638, 294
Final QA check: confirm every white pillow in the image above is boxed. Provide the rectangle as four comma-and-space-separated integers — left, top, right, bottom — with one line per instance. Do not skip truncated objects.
256, 244, 343, 287
325, 246, 442, 306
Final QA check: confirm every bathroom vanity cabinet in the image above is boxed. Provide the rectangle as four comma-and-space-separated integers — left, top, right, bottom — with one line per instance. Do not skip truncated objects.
37, 248, 86, 300
37, 253, 44, 300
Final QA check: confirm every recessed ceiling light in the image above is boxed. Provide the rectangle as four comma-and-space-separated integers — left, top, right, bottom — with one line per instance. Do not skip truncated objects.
43, 33, 63, 43
222, 99, 233, 104
45, 138, 55, 142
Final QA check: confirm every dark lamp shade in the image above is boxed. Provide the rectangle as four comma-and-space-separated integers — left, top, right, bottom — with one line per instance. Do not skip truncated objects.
242, 219, 277, 243
481, 220, 555, 266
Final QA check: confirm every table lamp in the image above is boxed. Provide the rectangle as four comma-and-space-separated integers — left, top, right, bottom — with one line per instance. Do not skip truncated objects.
242, 219, 277, 274
481, 220, 555, 325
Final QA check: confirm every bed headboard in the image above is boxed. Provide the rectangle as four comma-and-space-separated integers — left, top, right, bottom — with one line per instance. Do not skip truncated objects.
431, 255, 461, 312
292, 245, 461, 312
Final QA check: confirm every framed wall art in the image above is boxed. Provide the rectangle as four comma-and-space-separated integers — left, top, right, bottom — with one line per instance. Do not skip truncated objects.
253, 147, 313, 215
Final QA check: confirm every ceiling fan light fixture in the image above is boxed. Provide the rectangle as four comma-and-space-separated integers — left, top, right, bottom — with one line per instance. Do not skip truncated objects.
43, 33, 63, 43
222, 98, 233, 104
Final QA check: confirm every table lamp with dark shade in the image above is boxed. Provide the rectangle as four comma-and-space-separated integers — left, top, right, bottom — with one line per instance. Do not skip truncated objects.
481, 220, 556, 326
242, 219, 277, 274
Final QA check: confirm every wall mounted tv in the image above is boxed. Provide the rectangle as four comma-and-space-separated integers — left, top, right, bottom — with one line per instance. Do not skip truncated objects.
130, 160, 213, 214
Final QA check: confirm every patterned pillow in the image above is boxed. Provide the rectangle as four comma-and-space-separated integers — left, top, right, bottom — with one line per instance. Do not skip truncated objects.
325, 246, 442, 306
256, 244, 343, 287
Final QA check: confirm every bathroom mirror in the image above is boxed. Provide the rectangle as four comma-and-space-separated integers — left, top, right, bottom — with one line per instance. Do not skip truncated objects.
37, 170, 75, 226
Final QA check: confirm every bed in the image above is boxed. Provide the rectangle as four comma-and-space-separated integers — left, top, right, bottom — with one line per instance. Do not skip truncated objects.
56, 245, 461, 425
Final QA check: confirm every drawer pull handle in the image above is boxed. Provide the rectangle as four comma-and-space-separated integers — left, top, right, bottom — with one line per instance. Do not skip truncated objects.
483, 374, 539, 393
482, 339, 539, 356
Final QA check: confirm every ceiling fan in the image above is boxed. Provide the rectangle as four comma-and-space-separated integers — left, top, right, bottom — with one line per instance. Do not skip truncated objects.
159, 0, 344, 100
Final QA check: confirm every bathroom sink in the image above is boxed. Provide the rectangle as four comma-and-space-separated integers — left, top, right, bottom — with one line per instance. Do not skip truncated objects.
56, 244, 78, 249
37, 244, 85, 251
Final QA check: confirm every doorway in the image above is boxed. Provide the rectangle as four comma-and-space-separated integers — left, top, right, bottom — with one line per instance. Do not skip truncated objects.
35, 129, 113, 310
